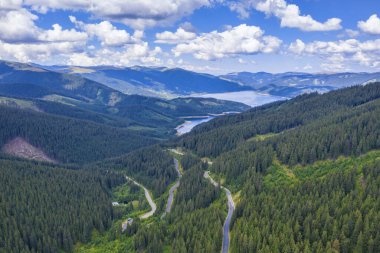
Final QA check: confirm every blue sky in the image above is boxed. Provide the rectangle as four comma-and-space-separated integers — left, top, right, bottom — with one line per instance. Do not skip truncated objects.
0, 0, 379, 74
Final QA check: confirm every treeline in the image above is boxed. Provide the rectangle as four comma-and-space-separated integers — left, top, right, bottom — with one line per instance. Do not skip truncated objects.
0, 106, 155, 164
0, 159, 124, 253
98, 146, 177, 196
178, 83, 380, 157
231, 158, 380, 253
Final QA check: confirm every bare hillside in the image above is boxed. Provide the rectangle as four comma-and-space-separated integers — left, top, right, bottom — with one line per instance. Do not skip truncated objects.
2, 137, 56, 163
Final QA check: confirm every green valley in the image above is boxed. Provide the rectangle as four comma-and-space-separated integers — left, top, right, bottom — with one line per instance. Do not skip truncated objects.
1, 2, 379, 253
0, 63, 379, 253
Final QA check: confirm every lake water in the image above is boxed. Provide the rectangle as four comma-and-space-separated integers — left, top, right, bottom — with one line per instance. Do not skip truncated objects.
176, 116, 215, 135
193, 90, 287, 107
176, 91, 288, 135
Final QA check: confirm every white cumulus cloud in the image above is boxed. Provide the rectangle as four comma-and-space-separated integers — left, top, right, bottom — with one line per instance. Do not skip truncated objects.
70, 16, 142, 47
23, 0, 212, 29
0, 6, 88, 64
39, 23, 88, 42
0, 40, 85, 63
0, 0, 23, 10
155, 28, 197, 44
0, 7, 87, 44
289, 38, 380, 69
358, 14, 380, 35
228, 0, 342, 32
173, 24, 282, 60
0, 8, 39, 42
0, 4, 162, 67
68, 42, 162, 66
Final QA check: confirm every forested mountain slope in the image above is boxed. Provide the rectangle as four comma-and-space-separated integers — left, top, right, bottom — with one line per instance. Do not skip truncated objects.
0, 106, 155, 164
167, 82, 380, 253
0, 60, 249, 138
67, 82, 380, 253
209, 96, 380, 186
178, 83, 380, 157
85, 83, 380, 253
231, 152, 380, 252
0, 159, 125, 253
1, 80, 379, 253
132, 156, 224, 253
0, 61, 118, 105
97, 146, 177, 196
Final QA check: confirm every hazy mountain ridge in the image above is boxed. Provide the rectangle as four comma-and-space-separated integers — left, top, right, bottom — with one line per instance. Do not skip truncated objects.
221, 71, 380, 97
39, 64, 251, 98
37, 63, 380, 100
0, 60, 250, 138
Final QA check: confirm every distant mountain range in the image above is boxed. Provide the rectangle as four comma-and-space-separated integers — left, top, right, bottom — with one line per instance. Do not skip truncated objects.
38, 65, 250, 98
37, 64, 380, 100
0, 60, 249, 138
3, 60, 380, 106
221, 71, 380, 97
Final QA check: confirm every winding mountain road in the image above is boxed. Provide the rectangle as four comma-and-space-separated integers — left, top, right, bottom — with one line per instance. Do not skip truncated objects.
204, 171, 235, 253
125, 176, 157, 219
162, 158, 182, 218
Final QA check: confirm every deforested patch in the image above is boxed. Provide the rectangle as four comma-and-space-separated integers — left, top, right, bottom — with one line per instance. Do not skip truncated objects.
2, 137, 57, 163
108, 92, 122, 106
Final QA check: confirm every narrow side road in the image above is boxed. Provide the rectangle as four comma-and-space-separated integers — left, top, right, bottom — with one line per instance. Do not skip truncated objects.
162, 158, 182, 218
125, 176, 157, 219
204, 171, 235, 253
222, 187, 235, 253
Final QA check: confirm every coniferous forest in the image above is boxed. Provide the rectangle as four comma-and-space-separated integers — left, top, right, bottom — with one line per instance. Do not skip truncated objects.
173, 83, 380, 253
133, 161, 224, 253
98, 146, 178, 196
231, 153, 380, 253
1, 1, 380, 251
0, 159, 124, 253
0, 82, 379, 253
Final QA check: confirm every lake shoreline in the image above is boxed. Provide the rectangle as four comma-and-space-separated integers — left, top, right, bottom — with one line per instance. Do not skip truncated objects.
176, 112, 239, 136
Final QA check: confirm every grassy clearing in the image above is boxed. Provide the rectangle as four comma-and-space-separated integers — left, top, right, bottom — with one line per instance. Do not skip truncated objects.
264, 159, 299, 187
264, 150, 380, 188
232, 191, 241, 206
0, 97, 40, 111
42, 94, 84, 107
112, 182, 149, 214
74, 181, 151, 253
246, 133, 278, 142
74, 227, 135, 253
